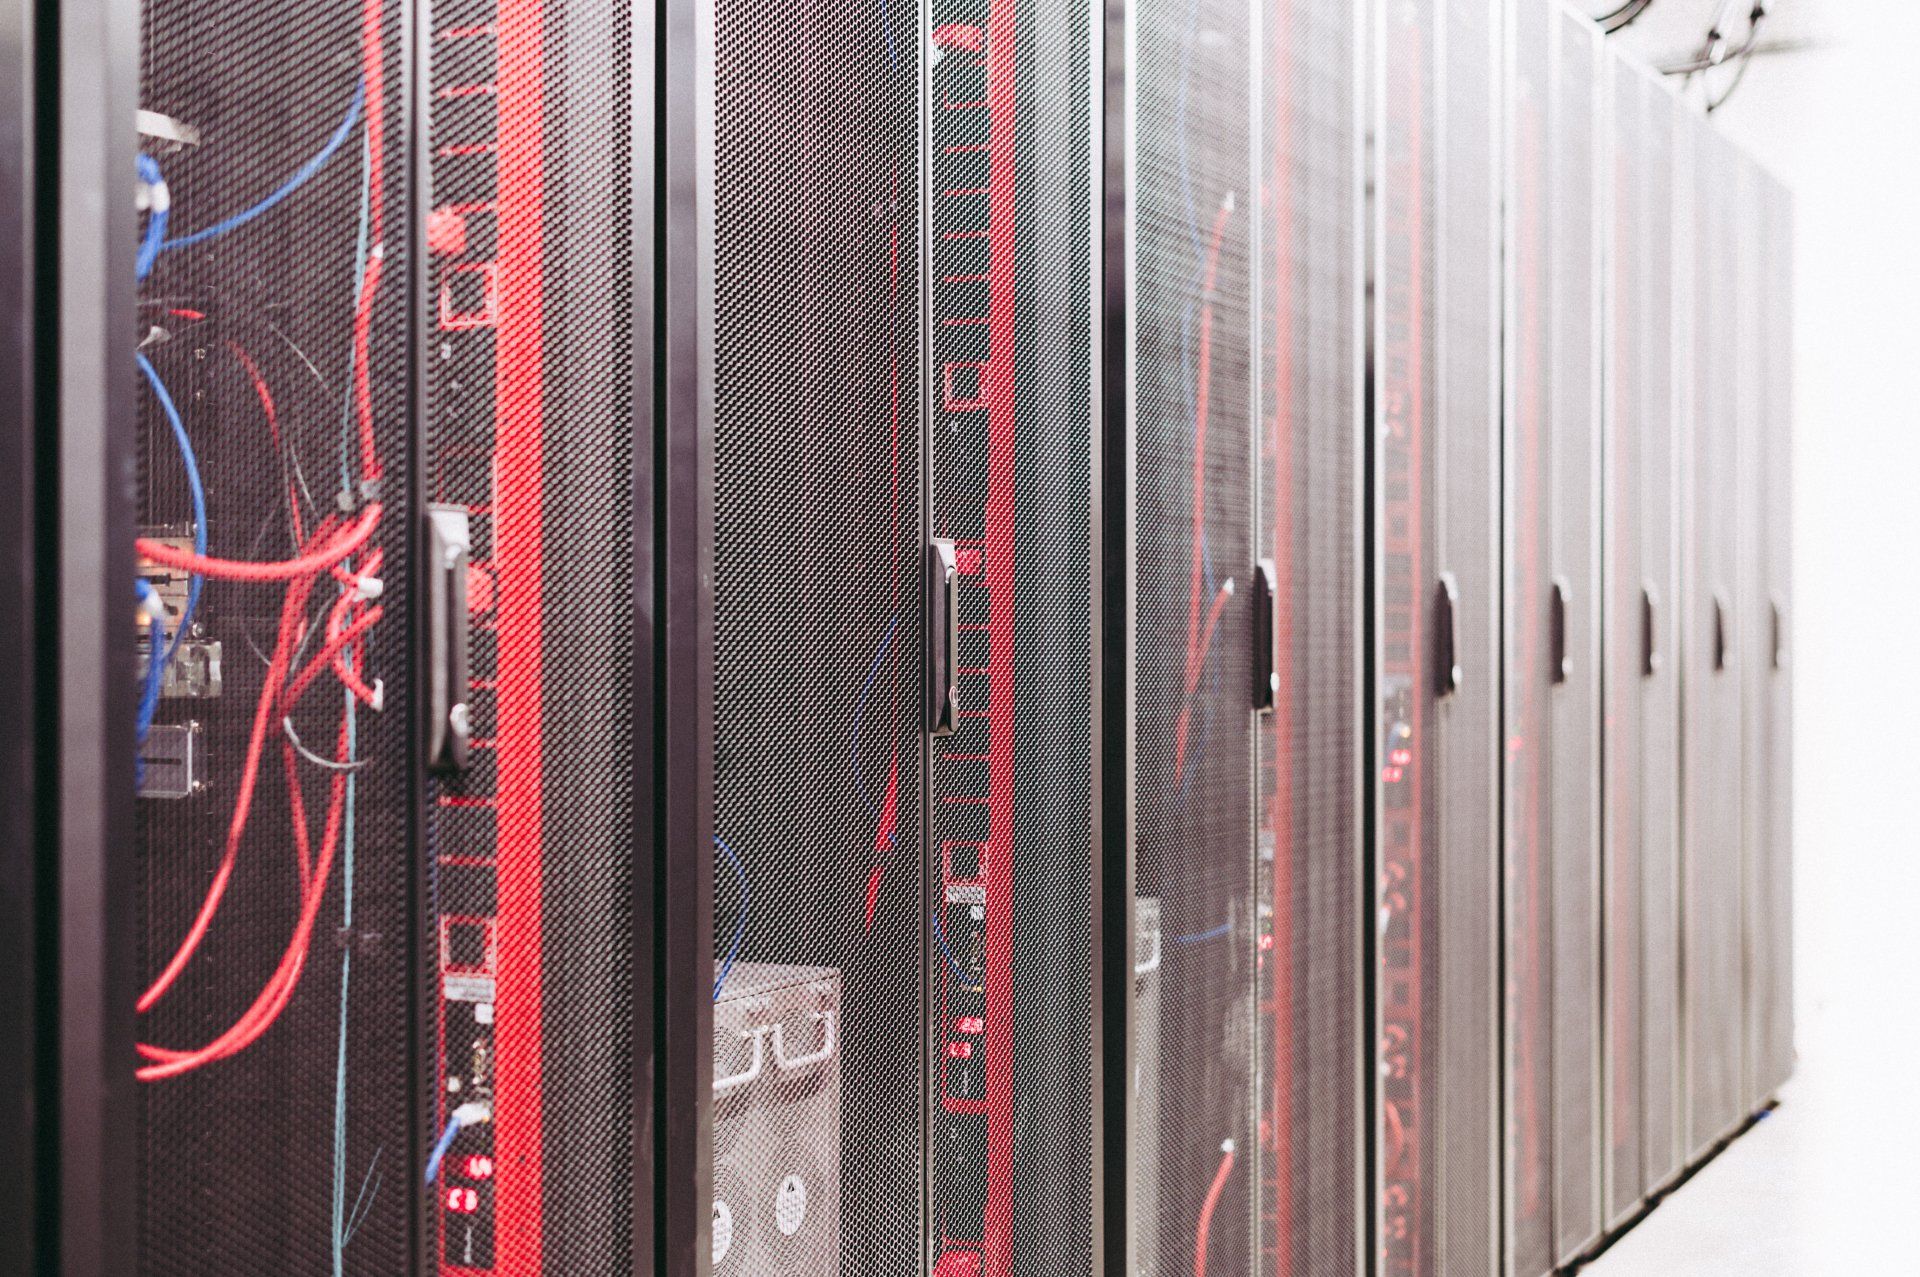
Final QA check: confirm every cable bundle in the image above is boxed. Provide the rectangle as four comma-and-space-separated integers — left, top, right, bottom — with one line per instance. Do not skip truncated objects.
132, 0, 390, 1084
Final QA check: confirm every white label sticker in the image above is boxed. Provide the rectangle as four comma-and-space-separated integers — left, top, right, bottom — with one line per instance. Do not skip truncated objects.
712, 1198, 734, 1265
775, 1173, 808, 1236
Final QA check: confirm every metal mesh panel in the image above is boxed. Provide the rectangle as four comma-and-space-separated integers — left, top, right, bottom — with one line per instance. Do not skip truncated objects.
1502, 1, 1554, 1270
1601, 54, 1682, 1224
1258, 1, 1361, 1275
134, 0, 412, 1269
1681, 119, 1744, 1161
709, 0, 925, 1269
424, 0, 641, 1268
1637, 73, 1683, 1199
1376, 1, 1500, 1274
927, 0, 1096, 1268
1433, 1, 1502, 1273
1755, 176, 1794, 1104
1546, 11, 1602, 1264
1131, 0, 1258, 1268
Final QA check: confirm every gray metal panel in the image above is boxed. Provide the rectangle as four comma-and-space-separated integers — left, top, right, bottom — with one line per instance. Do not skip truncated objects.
1741, 165, 1795, 1113
1257, 1, 1365, 1274
1545, 10, 1604, 1265
1680, 117, 1746, 1162
1374, 0, 1501, 1273
1600, 54, 1686, 1214
1756, 176, 1795, 1103
1735, 149, 1769, 1125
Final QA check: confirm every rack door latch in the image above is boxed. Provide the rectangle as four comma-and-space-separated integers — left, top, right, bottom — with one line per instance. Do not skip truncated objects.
1252, 559, 1278, 713
927, 539, 959, 737
426, 505, 471, 773
1435, 573, 1462, 697
1550, 575, 1571, 685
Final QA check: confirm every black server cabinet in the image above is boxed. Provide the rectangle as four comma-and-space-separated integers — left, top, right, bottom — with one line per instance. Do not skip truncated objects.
1119, 0, 1364, 1271
1371, 0, 1502, 1273
121, 0, 655, 1268
686, 0, 1102, 1267
1254, 0, 1365, 1273
1678, 115, 1745, 1163
1743, 172, 1794, 1113
1503, 2, 1603, 1273
1598, 50, 1685, 1227
1127, 0, 1260, 1261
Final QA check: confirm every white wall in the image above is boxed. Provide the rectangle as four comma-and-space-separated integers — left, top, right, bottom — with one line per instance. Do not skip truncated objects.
1710, 0, 1920, 1250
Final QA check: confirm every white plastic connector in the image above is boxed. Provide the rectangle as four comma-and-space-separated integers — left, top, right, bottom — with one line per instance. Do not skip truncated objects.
355, 574, 384, 602
452, 1100, 492, 1130
367, 678, 385, 713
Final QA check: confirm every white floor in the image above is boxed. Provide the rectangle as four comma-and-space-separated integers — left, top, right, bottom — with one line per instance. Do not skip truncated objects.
1587, 1030, 1920, 1274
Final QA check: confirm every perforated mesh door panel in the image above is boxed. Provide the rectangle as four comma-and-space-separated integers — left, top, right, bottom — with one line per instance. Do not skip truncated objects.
708, 0, 925, 1269
1755, 177, 1794, 1104
1681, 120, 1744, 1161
1376, 2, 1500, 1274
1258, 1, 1362, 1274
1545, 12, 1602, 1264
134, 0, 412, 1269
1131, 0, 1258, 1266
1635, 82, 1683, 1193
425, 0, 641, 1268
927, 0, 1096, 1269
1602, 54, 1682, 1223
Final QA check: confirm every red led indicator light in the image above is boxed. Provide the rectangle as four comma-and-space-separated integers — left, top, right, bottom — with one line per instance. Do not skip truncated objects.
946, 1040, 975, 1059
951, 1016, 985, 1035
1389, 748, 1412, 766
461, 1155, 495, 1180
1383, 765, 1404, 783
446, 1186, 479, 1214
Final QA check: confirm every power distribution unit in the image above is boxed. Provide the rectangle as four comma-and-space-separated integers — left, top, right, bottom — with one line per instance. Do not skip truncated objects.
1600, 48, 1687, 1226
1371, 0, 1503, 1274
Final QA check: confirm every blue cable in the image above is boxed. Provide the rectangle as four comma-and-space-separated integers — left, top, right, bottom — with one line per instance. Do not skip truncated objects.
135, 154, 168, 282
878, 0, 900, 72
713, 835, 748, 1001
1173, 921, 1232, 945
133, 581, 166, 786
160, 79, 364, 252
135, 353, 205, 666
422, 1113, 462, 1186
933, 906, 971, 985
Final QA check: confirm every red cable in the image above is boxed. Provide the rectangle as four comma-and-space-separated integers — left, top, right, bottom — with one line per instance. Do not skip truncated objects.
135, 502, 379, 580
1193, 1141, 1235, 1277
134, 567, 316, 1013
137, 0, 391, 1079
1170, 202, 1234, 789
225, 339, 308, 544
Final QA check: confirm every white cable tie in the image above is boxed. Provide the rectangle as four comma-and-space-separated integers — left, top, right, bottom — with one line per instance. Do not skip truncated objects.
367, 678, 385, 713
356, 574, 384, 602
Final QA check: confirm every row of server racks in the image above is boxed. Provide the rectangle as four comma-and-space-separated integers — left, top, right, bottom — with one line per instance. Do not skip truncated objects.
0, 0, 1793, 1272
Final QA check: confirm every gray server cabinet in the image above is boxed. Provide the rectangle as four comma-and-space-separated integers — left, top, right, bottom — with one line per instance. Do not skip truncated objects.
1372, 0, 1503, 1273
1599, 51, 1686, 1227
1679, 115, 1747, 1161
1740, 165, 1796, 1115
1503, 3, 1604, 1273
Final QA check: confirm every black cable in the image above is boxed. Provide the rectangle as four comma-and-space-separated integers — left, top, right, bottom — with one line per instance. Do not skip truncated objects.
1602, 0, 1655, 35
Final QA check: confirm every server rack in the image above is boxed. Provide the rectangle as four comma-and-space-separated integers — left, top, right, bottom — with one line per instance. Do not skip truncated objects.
1598, 48, 1685, 1229
1254, 1, 1365, 1274
1116, 0, 1364, 1271
111, 0, 658, 1268
1371, 0, 1503, 1273
1744, 171, 1794, 1114
1503, 3, 1603, 1273
681, 0, 1105, 1268
1678, 114, 1746, 1163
